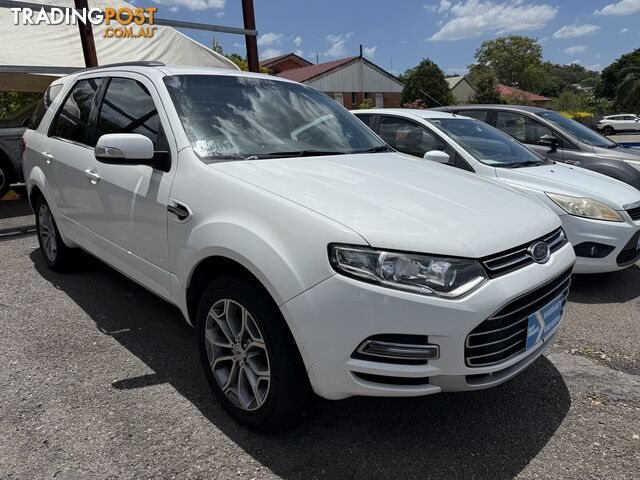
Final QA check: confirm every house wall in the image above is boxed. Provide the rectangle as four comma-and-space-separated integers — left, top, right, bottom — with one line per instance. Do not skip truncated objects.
325, 91, 402, 109
305, 60, 404, 93
452, 81, 476, 103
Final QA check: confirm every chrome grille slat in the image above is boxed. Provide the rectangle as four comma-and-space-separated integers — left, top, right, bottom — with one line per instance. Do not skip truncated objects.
464, 268, 572, 368
466, 326, 527, 349
490, 277, 571, 320
481, 228, 567, 277
626, 206, 640, 221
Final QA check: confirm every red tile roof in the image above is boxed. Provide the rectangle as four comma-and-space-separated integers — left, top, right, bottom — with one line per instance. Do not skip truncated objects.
260, 53, 311, 67
276, 56, 359, 83
497, 84, 551, 102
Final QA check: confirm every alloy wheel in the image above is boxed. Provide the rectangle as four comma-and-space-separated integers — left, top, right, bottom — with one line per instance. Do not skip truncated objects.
38, 203, 58, 262
0, 167, 5, 193
204, 299, 271, 411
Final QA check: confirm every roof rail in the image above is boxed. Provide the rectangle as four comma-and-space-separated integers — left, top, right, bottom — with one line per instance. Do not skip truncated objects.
82, 61, 166, 72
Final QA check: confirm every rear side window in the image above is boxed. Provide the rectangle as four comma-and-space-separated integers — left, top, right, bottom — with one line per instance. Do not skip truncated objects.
96, 78, 161, 146
459, 110, 488, 122
378, 116, 450, 158
51, 79, 101, 144
28, 84, 63, 130
355, 114, 373, 127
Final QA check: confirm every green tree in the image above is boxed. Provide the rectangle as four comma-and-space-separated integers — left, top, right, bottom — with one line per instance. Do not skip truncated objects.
539, 62, 600, 98
467, 64, 502, 104
595, 48, 640, 100
474, 35, 543, 91
614, 66, 640, 111
400, 58, 455, 107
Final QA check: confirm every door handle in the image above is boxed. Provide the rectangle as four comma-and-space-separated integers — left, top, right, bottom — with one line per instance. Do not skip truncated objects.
564, 160, 581, 166
42, 152, 54, 164
84, 168, 101, 184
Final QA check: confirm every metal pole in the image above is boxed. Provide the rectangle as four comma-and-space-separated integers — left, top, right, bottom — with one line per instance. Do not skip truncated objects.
241, 0, 259, 72
73, 0, 98, 67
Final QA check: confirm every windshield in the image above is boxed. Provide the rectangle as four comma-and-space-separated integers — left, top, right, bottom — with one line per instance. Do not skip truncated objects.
426, 118, 545, 167
163, 75, 386, 161
535, 110, 616, 148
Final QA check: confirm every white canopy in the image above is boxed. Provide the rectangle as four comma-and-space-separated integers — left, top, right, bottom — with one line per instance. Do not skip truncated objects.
0, 0, 239, 91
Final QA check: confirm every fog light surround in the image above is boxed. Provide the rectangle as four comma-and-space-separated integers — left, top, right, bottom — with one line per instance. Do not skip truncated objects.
357, 339, 440, 361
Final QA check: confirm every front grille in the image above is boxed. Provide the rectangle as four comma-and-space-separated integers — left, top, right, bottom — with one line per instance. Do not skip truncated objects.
481, 228, 567, 278
465, 268, 572, 367
627, 206, 640, 221
616, 231, 640, 266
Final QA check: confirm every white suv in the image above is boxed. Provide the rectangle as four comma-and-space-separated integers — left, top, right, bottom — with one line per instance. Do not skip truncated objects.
597, 114, 640, 135
23, 63, 575, 430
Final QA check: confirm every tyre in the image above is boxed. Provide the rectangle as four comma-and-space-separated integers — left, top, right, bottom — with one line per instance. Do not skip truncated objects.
35, 197, 77, 271
603, 126, 614, 136
197, 275, 311, 431
0, 159, 13, 199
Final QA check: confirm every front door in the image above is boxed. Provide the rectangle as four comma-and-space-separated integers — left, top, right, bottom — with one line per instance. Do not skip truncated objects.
494, 111, 565, 162
88, 75, 176, 294
375, 93, 384, 108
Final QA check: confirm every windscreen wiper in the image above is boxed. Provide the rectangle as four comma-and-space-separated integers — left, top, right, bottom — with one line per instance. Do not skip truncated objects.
244, 150, 348, 159
503, 160, 546, 168
351, 145, 393, 153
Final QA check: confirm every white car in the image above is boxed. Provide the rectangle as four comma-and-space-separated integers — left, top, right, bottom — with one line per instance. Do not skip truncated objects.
23, 63, 575, 430
354, 109, 640, 273
597, 114, 640, 136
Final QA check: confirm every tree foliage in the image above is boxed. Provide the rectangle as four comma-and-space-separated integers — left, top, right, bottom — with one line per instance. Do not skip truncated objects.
400, 58, 455, 107
595, 48, 640, 101
474, 35, 543, 92
0, 91, 40, 121
539, 62, 600, 98
614, 66, 640, 111
467, 64, 502, 104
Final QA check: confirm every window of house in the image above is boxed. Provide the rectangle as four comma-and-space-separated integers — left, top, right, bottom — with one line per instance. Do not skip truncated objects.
364, 92, 370, 100
51, 78, 101, 145
351, 92, 358, 105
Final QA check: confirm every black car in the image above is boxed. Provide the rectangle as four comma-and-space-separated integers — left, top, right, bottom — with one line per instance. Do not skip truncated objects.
434, 105, 640, 190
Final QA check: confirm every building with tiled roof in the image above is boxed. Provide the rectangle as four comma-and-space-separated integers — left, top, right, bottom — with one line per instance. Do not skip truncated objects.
497, 84, 552, 108
270, 50, 404, 109
259, 53, 312, 74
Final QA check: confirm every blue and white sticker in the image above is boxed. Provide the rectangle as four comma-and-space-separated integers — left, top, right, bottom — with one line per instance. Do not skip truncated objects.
526, 295, 564, 350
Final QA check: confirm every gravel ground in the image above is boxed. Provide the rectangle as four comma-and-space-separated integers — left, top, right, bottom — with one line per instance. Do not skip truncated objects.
0, 208, 639, 479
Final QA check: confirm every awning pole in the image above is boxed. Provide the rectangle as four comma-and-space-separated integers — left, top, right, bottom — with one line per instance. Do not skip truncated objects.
241, 0, 259, 72
74, 0, 98, 67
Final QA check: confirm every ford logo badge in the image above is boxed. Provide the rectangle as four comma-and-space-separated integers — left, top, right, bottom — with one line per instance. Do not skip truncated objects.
527, 241, 550, 264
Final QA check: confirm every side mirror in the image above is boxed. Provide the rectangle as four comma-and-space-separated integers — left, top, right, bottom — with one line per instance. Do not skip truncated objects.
423, 150, 450, 164
95, 133, 155, 165
539, 134, 559, 151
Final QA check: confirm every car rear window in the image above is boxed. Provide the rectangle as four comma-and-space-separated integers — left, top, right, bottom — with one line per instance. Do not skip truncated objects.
28, 84, 63, 130
51, 79, 100, 145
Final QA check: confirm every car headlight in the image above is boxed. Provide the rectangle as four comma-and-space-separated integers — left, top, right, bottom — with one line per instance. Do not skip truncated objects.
545, 192, 623, 222
328, 244, 487, 298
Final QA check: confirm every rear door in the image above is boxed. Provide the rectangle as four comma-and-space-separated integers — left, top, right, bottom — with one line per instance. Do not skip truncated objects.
46, 77, 104, 231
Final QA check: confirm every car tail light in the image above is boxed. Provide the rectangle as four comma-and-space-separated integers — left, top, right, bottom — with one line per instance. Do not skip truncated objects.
19, 138, 26, 159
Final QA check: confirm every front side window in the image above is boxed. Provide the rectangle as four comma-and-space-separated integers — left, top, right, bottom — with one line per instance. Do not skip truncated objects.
96, 78, 161, 146
378, 116, 449, 158
495, 111, 555, 146
428, 118, 544, 167
163, 75, 385, 161
52, 78, 101, 144
535, 110, 616, 148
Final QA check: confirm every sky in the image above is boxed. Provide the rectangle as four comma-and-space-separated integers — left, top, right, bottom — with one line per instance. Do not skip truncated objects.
150, 0, 640, 75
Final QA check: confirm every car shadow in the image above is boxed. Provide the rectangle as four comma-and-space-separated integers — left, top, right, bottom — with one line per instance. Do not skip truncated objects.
569, 265, 640, 304
31, 250, 571, 480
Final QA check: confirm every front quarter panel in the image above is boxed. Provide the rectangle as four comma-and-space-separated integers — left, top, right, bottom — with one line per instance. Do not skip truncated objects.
169, 151, 366, 312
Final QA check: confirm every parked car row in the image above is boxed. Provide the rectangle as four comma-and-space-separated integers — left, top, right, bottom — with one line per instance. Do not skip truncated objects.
19, 63, 639, 431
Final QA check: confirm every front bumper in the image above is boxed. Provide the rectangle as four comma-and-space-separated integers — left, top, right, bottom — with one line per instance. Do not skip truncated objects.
281, 243, 575, 400
560, 214, 640, 273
